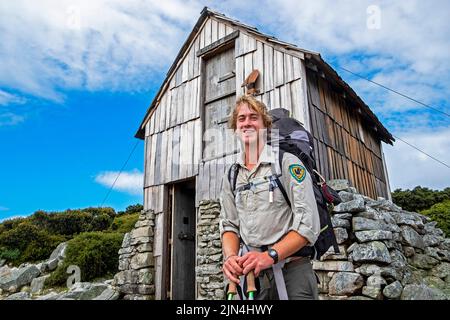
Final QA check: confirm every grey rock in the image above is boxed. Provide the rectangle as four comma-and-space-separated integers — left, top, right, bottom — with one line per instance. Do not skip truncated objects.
431, 262, 450, 279
332, 217, 350, 229
5, 292, 31, 300
366, 275, 387, 288
30, 275, 50, 294
333, 213, 353, 220
321, 245, 348, 261
423, 276, 446, 290
327, 179, 351, 191
384, 240, 402, 251
334, 228, 348, 244
350, 241, 391, 264
389, 250, 408, 270
355, 230, 392, 243
315, 271, 334, 294
352, 217, 389, 232
328, 272, 364, 296
347, 295, 373, 300
312, 261, 354, 272
366, 198, 402, 212
380, 267, 403, 282
131, 227, 153, 239
401, 226, 425, 250
401, 284, 446, 300
362, 286, 382, 299
423, 234, 442, 247
0, 265, 40, 290
383, 281, 403, 299
391, 211, 425, 231
408, 254, 439, 270
35, 292, 60, 300
338, 191, 354, 203
333, 198, 366, 213
93, 287, 119, 300
403, 246, 415, 257
0, 259, 5, 267
130, 253, 154, 270
425, 247, 441, 261
46, 258, 59, 271
61, 282, 109, 300
355, 264, 381, 277
49, 242, 67, 261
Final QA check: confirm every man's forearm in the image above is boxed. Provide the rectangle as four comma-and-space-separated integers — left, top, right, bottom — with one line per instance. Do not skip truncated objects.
271, 231, 309, 261
222, 231, 240, 258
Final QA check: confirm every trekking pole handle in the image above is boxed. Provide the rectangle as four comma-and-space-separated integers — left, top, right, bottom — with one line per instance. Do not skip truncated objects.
227, 281, 238, 296
246, 271, 257, 293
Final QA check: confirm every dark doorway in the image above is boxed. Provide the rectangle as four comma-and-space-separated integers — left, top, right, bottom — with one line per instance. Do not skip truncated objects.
170, 179, 196, 300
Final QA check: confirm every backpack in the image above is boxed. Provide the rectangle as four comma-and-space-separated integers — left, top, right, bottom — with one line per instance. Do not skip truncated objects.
228, 108, 341, 260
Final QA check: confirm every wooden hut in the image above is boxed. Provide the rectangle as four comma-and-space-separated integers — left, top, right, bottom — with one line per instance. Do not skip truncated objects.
134, 7, 394, 299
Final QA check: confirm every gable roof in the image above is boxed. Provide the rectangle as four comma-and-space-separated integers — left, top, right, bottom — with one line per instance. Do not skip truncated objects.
135, 7, 394, 144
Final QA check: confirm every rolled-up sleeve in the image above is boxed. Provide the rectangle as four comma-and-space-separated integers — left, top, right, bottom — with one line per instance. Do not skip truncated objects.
281, 154, 320, 245
219, 170, 240, 238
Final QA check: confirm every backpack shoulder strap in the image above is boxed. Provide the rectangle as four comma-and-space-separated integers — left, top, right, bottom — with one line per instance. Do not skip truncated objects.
271, 151, 291, 208
227, 163, 240, 194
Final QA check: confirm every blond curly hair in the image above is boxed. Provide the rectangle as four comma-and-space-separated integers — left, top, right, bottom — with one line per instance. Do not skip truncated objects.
228, 95, 272, 131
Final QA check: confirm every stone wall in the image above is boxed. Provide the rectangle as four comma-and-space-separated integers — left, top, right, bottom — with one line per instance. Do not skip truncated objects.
317, 181, 450, 300
113, 209, 156, 300
196, 200, 225, 300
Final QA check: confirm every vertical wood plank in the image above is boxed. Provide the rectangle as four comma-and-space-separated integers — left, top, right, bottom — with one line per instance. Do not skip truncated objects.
273, 87, 280, 109
244, 53, 253, 85
166, 88, 172, 129
148, 134, 156, 186
193, 119, 201, 175
292, 56, 302, 81
290, 79, 304, 124
211, 19, 218, 43
299, 59, 311, 131
184, 81, 190, 122
203, 19, 212, 48
218, 21, 225, 39
284, 54, 294, 83
166, 128, 173, 182
274, 50, 284, 87
263, 44, 274, 92
209, 159, 217, 200
186, 121, 194, 177
203, 160, 211, 200
253, 41, 264, 92
179, 123, 186, 179
160, 130, 167, 184
172, 125, 180, 181
236, 56, 245, 96
154, 133, 162, 185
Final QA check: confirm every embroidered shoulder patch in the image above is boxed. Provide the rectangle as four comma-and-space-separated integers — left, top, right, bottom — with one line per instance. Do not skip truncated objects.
289, 164, 306, 183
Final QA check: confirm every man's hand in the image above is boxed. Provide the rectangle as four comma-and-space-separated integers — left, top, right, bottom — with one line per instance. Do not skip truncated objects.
223, 255, 243, 284
239, 251, 274, 277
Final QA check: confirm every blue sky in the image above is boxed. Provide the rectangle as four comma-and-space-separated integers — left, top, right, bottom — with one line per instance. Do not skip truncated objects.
1, 0, 449, 220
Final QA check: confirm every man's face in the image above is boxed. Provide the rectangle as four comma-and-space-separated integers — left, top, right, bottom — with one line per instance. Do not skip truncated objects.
235, 102, 266, 145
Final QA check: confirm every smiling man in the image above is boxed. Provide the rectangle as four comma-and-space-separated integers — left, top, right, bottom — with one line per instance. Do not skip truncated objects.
219, 95, 321, 300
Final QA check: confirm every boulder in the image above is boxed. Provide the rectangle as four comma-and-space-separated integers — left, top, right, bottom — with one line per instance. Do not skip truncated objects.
4, 292, 31, 300
30, 275, 50, 294
332, 217, 350, 229
401, 284, 446, 300
362, 286, 382, 299
49, 242, 67, 261
93, 287, 120, 300
333, 198, 366, 213
366, 275, 387, 288
401, 226, 425, 250
337, 191, 354, 203
327, 180, 351, 191
352, 217, 389, 232
334, 228, 348, 244
350, 241, 391, 264
383, 281, 403, 299
355, 230, 392, 243
312, 261, 354, 272
0, 265, 40, 291
408, 254, 439, 270
328, 272, 364, 296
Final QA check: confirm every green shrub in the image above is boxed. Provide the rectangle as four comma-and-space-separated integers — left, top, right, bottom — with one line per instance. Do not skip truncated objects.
110, 213, 139, 233
392, 186, 450, 212
421, 200, 450, 237
0, 222, 65, 264
46, 231, 124, 287
0, 247, 20, 261
117, 204, 143, 215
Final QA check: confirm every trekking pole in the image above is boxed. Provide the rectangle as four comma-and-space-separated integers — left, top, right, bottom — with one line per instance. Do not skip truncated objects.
227, 281, 238, 300
246, 271, 257, 300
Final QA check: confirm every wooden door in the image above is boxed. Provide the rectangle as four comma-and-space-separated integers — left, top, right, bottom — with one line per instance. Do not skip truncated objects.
203, 47, 239, 160
171, 179, 196, 300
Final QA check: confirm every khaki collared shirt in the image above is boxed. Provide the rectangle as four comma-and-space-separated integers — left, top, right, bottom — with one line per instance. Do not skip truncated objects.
219, 144, 320, 247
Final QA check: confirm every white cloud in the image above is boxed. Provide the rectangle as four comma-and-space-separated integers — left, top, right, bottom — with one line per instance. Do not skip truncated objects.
0, 90, 26, 106
383, 127, 450, 190
95, 169, 143, 195
0, 0, 203, 104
